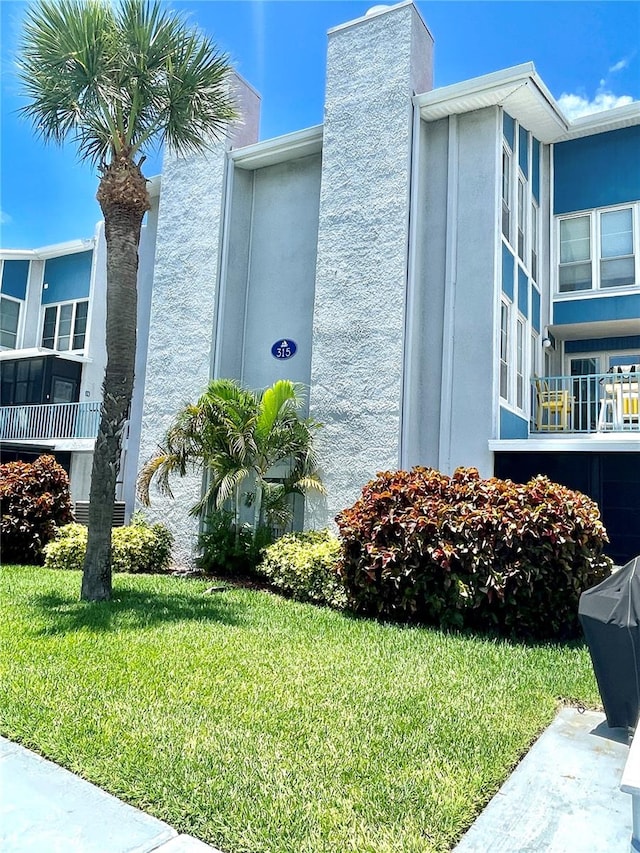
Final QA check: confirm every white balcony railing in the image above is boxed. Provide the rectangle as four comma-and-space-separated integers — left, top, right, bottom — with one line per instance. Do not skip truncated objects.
0, 401, 101, 442
531, 372, 640, 434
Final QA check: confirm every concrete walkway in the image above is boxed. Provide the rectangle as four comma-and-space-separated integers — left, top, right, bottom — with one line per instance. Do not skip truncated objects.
0, 737, 222, 853
0, 708, 634, 852
454, 707, 632, 852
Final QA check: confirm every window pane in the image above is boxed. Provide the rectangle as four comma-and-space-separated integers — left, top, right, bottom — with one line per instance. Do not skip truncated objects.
0, 298, 20, 347
72, 301, 88, 349
601, 257, 635, 288
57, 304, 73, 351
42, 306, 57, 348
500, 303, 509, 399
601, 209, 633, 258
560, 216, 590, 262
559, 262, 592, 292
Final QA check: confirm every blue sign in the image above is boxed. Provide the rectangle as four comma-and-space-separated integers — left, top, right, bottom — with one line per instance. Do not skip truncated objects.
271, 339, 297, 360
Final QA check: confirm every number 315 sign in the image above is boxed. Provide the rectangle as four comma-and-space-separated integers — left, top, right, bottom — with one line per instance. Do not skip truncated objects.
271, 339, 297, 360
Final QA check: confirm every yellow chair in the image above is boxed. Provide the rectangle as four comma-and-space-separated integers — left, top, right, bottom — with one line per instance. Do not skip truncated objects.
534, 378, 573, 431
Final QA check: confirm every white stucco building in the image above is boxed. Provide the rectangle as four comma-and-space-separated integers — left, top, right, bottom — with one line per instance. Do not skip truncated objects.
2, 1, 639, 563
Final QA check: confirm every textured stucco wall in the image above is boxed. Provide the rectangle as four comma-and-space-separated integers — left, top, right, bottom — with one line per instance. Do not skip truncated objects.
138, 76, 260, 566
308, 1, 434, 527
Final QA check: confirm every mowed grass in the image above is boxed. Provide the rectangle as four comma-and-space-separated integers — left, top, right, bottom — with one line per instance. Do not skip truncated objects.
0, 565, 599, 853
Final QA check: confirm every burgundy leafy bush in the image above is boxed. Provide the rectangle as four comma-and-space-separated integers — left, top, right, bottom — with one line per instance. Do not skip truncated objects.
336, 467, 612, 639
0, 455, 74, 564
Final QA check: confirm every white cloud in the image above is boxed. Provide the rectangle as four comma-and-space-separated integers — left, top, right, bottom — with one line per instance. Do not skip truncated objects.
609, 58, 630, 74
557, 91, 635, 121
0, 210, 12, 225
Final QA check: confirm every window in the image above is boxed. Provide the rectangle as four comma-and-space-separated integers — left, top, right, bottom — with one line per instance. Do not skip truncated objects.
600, 208, 635, 287
517, 177, 526, 260
500, 301, 510, 399
41, 300, 88, 351
502, 147, 512, 241
559, 216, 592, 292
516, 318, 525, 408
531, 201, 539, 282
558, 205, 638, 293
0, 296, 21, 348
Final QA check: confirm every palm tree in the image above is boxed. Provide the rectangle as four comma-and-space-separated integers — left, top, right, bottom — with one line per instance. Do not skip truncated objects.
17, 0, 237, 600
137, 379, 326, 536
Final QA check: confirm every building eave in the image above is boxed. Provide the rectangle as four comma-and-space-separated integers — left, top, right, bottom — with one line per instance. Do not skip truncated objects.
415, 64, 639, 144
230, 125, 323, 170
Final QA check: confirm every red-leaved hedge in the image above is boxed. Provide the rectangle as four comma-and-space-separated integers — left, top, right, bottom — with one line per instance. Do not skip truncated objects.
0, 455, 74, 564
336, 467, 612, 639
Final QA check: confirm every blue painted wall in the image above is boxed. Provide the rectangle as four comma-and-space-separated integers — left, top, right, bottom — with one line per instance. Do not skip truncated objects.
500, 406, 528, 439
554, 294, 640, 325
502, 244, 514, 299
518, 267, 528, 317
42, 251, 92, 305
565, 335, 640, 353
1, 260, 29, 300
531, 285, 541, 333
554, 126, 640, 214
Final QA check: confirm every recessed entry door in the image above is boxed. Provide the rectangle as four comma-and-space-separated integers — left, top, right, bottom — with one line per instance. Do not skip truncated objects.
51, 378, 76, 404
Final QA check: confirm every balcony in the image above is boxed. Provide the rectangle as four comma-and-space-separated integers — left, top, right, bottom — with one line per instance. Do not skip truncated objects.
531, 372, 640, 435
0, 401, 101, 443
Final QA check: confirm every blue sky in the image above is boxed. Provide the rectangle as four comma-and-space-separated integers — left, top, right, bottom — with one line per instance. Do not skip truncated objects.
1, 1, 639, 248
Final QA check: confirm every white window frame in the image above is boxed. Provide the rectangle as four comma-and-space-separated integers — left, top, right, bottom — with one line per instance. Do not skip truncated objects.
500, 298, 510, 401
531, 199, 539, 283
40, 299, 89, 353
516, 315, 526, 410
0, 294, 23, 350
502, 144, 513, 245
517, 174, 526, 262
556, 202, 639, 295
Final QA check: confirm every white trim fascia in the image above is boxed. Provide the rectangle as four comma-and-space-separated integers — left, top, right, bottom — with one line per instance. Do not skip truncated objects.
231, 125, 323, 170
0, 347, 91, 363
561, 101, 640, 140
492, 108, 504, 441
489, 435, 640, 452
0, 438, 96, 452
0, 238, 95, 260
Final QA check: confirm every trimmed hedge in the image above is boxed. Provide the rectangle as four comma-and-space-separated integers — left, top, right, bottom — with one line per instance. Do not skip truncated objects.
336, 467, 612, 639
258, 530, 346, 608
44, 514, 173, 574
0, 455, 73, 564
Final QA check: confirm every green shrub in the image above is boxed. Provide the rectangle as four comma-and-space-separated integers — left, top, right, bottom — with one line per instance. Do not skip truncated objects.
196, 510, 273, 576
44, 514, 173, 574
258, 529, 346, 608
336, 467, 612, 640
0, 455, 73, 564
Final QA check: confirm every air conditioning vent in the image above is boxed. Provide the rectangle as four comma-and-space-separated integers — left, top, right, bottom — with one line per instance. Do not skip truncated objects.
74, 501, 126, 527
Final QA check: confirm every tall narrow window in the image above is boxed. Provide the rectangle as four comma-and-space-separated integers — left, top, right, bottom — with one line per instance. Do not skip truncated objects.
516, 318, 525, 408
600, 208, 635, 287
559, 216, 591, 292
517, 177, 526, 260
531, 201, 539, 282
502, 147, 512, 242
500, 301, 510, 399
0, 297, 20, 348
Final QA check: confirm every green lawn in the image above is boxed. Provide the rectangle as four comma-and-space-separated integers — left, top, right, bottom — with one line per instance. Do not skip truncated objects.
0, 565, 599, 853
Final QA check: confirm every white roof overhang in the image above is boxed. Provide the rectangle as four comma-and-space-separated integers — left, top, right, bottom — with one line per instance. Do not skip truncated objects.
414, 63, 640, 144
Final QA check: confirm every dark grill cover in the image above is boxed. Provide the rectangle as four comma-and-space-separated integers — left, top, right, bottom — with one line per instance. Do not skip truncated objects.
579, 556, 640, 730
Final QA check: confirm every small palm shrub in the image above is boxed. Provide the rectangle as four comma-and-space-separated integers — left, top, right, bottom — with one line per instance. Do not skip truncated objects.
257, 530, 346, 608
45, 514, 173, 574
196, 510, 273, 577
0, 455, 73, 564
336, 467, 612, 639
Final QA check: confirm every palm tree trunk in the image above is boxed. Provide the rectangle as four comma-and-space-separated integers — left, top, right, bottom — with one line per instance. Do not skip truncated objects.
81, 180, 144, 601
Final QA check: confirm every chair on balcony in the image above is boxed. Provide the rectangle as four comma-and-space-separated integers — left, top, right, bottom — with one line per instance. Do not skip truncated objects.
534, 378, 573, 431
